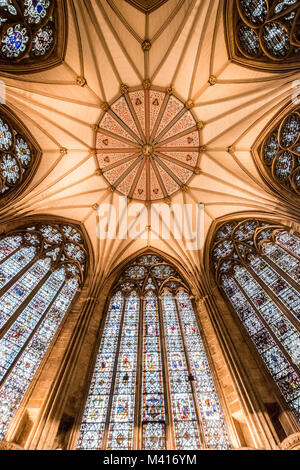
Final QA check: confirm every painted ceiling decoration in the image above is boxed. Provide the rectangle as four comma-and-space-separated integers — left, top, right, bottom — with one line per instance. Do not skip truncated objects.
1, 0, 299, 282
255, 103, 300, 197
95, 85, 201, 202
124, 0, 169, 13
0, 0, 66, 73
0, 105, 40, 206
226, 0, 300, 71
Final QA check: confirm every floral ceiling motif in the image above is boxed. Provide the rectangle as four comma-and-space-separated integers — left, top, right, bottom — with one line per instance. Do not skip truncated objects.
95, 85, 201, 202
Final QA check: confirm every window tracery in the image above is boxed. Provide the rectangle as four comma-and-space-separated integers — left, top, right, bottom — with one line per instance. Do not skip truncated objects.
257, 106, 300, 196
0, 106, 40, 205
211, 218, 300, 421
77, 254, 231, 450
0, 0, 66, 73
0, 221, 87, 440
226, 0, 300, 71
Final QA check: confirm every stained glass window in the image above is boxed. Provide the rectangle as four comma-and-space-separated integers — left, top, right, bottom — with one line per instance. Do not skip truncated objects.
226, 1, 300, 71
257, 106, 300, 196
0, 222, 87, 440
211, 218, 300, 422
77, 255, 232, 450
0, 107, 39, 204
0, 0, 65, 72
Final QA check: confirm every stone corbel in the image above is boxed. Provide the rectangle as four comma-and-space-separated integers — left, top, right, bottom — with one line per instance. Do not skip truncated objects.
280, 432, 300, 450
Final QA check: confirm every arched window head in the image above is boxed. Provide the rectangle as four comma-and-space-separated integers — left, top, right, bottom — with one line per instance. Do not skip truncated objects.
0, 0, 66, 73
0, 220, 88, 440
254, 104, 300, 197
211, 218, 300, 422
225, 1, 300, 72
77, 253, 231, 450
0, 105, 40, 206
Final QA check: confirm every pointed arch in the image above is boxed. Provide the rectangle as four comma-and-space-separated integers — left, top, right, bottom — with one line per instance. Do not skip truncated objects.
0, 0, 67, 74
252, 100, 300, 201
0, 104, 41, 207
225, 0, 300, 73
208, 215, 300, 423
0, 215, 91, 441
76, 252, 232, 450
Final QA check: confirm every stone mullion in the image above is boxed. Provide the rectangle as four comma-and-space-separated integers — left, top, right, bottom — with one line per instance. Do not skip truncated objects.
190, 296, 236, 447
260, 250, 300, 296
0, 246, 22, 266
0, 267, 53, 341
234, 273, 300, 379
0, 253, 39, 299
134, 295, 144, 450
0, 279, 65, 389
276, 240, 300, 263
174, 295, 206, 449
201, 269, 289, 448
157, 295, 175, 450
102, 294, 127, 449
27, 282, 96, 450
246, 263, 300, 335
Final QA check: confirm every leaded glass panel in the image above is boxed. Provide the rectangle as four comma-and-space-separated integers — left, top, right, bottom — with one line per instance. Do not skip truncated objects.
0, 222, 87, 439
77, 255, 232, 450
212, 219, 300, 422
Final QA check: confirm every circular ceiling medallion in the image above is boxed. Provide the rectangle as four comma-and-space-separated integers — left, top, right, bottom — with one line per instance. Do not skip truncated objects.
95, 85, 201, 202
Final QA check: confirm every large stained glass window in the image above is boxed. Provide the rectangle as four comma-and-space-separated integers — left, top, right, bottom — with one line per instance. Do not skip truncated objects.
256, 104, 300, 197
211, 219, 300, 422
0, 221, 87, 440
0, 106, 40, 205
225, 1, 300, 71
77, 255, 231, 450
0, 0, 66, 72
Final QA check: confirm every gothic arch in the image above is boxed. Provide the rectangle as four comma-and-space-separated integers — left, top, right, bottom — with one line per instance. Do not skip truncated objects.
207, 214, 300, 426
0, 0, 67, 74
225, 0, 300, 73
75, 251, 232, 450
0, 105, 41, 208
252, 100, 300, 202
0, 215, 92, 443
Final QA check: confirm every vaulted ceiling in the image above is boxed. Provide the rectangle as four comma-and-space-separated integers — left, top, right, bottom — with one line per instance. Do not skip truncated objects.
1, 0, 299, 285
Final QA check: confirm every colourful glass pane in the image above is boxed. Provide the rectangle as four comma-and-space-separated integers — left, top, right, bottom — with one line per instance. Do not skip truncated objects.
78, 256, 232, 449
0, 224, 86, 439
77, 292, 124, 449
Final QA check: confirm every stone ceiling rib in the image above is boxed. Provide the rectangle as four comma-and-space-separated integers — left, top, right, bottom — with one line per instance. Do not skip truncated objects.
1, 0, 299, 275
150, 0, 196, 82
